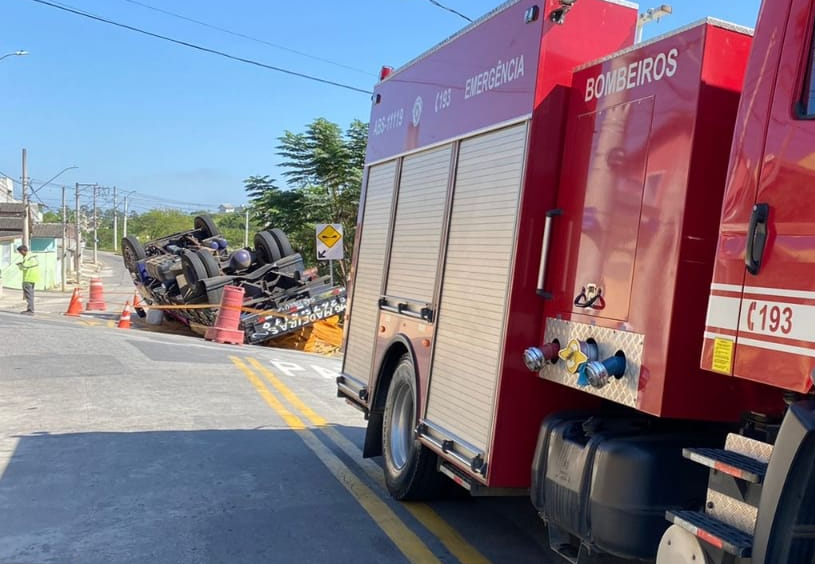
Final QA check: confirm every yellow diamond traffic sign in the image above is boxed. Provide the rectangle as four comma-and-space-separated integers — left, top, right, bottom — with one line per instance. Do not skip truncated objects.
318, 225, 342, 248
316, 223, 344, 261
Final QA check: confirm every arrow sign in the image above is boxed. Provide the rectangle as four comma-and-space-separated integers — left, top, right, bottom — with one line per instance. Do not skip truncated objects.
316, 223, 344, 261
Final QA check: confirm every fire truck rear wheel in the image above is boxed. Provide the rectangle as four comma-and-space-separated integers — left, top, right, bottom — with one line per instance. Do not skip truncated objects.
382, 354, 445, 501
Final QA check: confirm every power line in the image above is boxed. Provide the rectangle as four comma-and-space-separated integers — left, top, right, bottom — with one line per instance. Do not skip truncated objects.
424, 0, 472, 22
119, 0, 373, 77
24, 0, 373, 95
128, 191, 218, 209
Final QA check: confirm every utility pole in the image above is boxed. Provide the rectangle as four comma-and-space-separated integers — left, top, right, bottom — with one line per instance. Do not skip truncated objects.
123, 193, 129, 238
244, 208, 249, 247
21, 148, 29, 248
75, 182, 81, 275
92, 184, 98, 264
61, 186, 67, 292
112, 186, 118, 252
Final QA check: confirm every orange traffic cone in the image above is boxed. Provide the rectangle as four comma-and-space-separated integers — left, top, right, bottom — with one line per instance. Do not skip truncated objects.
117, 301, 132, 329
133, 292, 146, 318
64, 288, 83, 316
86, 277, 107, 311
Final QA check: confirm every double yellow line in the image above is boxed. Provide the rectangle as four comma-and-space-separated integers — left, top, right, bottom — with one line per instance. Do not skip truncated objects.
230, 356, 492, 564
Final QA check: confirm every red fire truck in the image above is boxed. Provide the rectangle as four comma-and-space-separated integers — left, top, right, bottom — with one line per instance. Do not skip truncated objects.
337, 0, 815, 562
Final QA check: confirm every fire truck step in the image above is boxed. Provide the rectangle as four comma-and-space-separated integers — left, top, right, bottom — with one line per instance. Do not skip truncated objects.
682, 447, 768, 483
666, 509, 753, 557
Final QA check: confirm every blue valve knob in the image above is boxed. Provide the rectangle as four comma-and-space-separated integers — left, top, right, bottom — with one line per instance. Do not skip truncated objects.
579, 354, 626, 389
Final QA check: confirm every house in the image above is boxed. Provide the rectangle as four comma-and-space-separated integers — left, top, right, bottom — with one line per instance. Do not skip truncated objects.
32, 223, 79, 288
0, 177, 14, 203
218, 203, 235, 214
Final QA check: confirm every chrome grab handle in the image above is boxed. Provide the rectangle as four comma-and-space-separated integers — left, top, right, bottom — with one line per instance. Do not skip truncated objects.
536, 209, 562, 298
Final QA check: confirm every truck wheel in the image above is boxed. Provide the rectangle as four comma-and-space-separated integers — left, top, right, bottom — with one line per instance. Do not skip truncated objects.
254, 231, 283, 265
269, 228, 295, 257
195, 249, 221, 278
382, 353, 445, 500
122, 235, 146, 275
181, 250, 208, 288
194, 215, 220, 239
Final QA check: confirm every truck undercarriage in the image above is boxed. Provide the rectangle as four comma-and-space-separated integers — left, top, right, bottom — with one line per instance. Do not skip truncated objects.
121, 215, 346, 344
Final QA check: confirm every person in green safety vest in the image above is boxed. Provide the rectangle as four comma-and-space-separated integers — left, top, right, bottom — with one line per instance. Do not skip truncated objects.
16, 245, 40, 315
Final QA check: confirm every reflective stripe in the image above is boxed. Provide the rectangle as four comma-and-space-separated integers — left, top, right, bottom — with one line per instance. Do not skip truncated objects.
737, 338, 815, 359
706, 295, 740, 331
710, 282, 815, 301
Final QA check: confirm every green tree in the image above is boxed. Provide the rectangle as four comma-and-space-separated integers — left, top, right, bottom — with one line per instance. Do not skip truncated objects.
247, 118, 367, 283
245, 176, 305, 238
127, 209, 194, 242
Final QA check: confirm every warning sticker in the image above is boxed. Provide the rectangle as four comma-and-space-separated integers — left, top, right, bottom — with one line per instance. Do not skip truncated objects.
711, 338, 734, 375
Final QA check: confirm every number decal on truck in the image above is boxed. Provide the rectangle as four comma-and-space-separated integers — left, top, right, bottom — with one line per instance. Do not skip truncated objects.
746, 301, 793, 335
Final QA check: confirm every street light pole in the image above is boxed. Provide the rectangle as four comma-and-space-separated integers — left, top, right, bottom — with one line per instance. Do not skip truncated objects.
92, 185, 98, 264
123, 191, 136, 238
0, 50, 28, 62
21, 148, 28, 248
61, 186, 67, 292
112, 186, 118, 252
636, 4, 672, 43
75, 183, 81, 275
24, 162, 79, 254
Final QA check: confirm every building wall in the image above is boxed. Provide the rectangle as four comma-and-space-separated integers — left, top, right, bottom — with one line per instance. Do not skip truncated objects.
0, 245, 59, 290
0, 177, 14, 203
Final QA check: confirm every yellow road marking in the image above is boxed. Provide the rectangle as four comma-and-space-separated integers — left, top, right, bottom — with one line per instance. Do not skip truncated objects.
247, 357, 327, 426
232, 357, 306, 429
245, 356, 493, 564
230, 356, 442, 564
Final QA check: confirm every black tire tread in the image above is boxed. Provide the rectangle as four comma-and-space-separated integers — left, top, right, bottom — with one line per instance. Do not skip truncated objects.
122, 235, 146, 274
269, 228, 295, 257
382, 353, 446, 501
195, 249, 220, 278
254, 231, 282, 265
181, 250, 208, 288
194, 215, 220, 239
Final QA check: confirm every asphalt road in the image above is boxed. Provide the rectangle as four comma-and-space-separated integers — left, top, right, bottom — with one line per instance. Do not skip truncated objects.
0, 301, 567, 564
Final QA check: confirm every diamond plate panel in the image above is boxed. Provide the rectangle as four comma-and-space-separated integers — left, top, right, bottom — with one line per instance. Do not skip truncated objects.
539, 318, 644, 408
725, 433, 773, 463
706, 489, 758, 535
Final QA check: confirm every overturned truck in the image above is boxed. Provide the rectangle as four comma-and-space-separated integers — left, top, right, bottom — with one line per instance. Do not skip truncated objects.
121, 215, 346, 344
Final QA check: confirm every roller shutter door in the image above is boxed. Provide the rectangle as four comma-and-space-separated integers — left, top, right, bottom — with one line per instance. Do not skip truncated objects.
425, 123, 528, 451
342, 161, 397, 383
386, 145, 452, 302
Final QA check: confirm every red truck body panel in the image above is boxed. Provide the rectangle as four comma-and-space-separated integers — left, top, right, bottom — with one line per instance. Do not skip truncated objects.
535, 21, 779, 421
704, 0, 815, 394
342, 0, 638, 488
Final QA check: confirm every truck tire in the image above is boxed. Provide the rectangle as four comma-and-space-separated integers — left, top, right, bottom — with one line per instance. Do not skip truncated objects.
194, 215, 220, 239
254, 231, 283, 265
181, 250, 208, 289
122, 235, 146, 275
382, 353, 445, 500
269, 228, 295, 257
195, 249, 221, 278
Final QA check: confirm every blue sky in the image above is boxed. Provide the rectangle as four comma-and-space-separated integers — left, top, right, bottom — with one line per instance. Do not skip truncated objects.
1, 0, 761, 214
